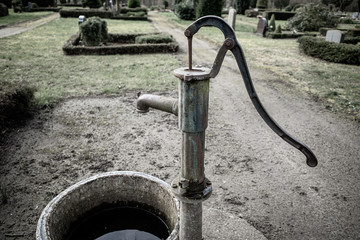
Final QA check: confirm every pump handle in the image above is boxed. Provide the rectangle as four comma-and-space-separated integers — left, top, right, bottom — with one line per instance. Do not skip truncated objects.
185, 16, 317, 167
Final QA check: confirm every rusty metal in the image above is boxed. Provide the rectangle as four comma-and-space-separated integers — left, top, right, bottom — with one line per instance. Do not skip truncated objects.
185, 15, 318, 167
188, 36, 193, 71
179, 201, 202, 240
136, 94, 178, 116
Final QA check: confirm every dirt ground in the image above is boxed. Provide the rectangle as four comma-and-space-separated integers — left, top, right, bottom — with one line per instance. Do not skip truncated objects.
1, 12, 360, 240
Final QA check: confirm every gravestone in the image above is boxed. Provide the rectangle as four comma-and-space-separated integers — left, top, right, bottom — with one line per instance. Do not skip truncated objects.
256, 17, 268, 37
353, 12, 359, 20
325, 30, 344, 43
228, 8, 237, 30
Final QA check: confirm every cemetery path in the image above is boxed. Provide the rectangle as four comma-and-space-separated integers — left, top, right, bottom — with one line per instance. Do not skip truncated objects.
0, 12, 59, 38
0, 12, 359, 240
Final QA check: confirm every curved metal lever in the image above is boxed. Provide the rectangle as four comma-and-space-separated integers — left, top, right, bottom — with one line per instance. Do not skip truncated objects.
185, 16, 318, 167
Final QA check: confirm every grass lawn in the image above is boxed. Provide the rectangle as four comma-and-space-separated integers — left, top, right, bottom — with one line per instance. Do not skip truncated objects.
0, 9, 53, 25
159, 12, 360, 120
0, 17, 180, 106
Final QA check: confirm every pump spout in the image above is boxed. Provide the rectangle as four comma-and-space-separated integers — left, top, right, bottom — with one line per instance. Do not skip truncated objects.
136, 94, 178, 116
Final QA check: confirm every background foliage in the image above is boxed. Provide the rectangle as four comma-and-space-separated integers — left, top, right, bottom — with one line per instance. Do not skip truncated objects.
287, 3, 338, 31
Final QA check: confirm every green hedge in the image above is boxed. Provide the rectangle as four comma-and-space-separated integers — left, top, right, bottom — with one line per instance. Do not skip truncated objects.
343, 36, 360, 45
264, 11, 296, 20
26, 7, 61, 12
135, 34, 173, 44
267, 32, 316, 39
119, 7, 147, 14
59, 8, 147, 20
298, 36, 360, 65
127, 0, 140, 8
174, 1, 195, 20
60, 8, 113, 18
340, 29, 360, 37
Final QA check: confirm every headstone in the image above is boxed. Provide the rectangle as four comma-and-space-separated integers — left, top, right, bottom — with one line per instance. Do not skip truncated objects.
228, 8, 237, 30
28, 2, 32, 9
353, 12, 359, 20
78, 15, 86, 25
256, 17, 268, 37
325, 30, 344, 43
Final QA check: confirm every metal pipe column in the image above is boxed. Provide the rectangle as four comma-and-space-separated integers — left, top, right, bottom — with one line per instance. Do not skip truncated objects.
172, 67, 212, 240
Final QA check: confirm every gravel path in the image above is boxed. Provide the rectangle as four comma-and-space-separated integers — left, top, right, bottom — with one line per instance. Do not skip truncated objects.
0, 12, 59, 38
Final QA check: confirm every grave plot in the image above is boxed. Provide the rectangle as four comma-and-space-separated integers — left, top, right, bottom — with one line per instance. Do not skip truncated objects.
62, 17, 178, 55
63, 32, 179, 55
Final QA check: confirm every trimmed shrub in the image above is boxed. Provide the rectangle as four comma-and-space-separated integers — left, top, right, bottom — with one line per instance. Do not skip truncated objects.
321, 0, 353, 11
127, 0, 140, 8
298, 36, 360, 65
60, 8, 113, 18
175, 0, 195, 20
275, 24, 282, 33
196, 0, 223, 19
33, 0, 50, 7
135, 34, 173, 44
287, 3, 338, 32
82, 0, 101, 8
236, 0, 251, 15
274, 0, 289, 9
163, 0, 168, 9
11, 0, 23, 12
256, 0, 267, 9
343, 36, 360, 45
0, 80, 35, 130
0, 3, 8, 16
79, 17, 108, 46
0, 0, 12, 8
119, 7, 147, 13
126, 11, 145, 17
267, 32, 316, 39
268, 14, 276, 32
344, 29, 360, 37
292, 4, 303, 11
319, 27, 332, 36
264, 11, 296, 20
339, 17, 356, 24
284, 5, 292, 11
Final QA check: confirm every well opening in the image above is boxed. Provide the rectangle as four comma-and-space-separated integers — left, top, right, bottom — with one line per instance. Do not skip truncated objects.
37, 171, 180, 240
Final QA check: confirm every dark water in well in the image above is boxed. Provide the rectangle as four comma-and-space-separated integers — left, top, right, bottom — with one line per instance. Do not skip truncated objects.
66, 206, 170, 240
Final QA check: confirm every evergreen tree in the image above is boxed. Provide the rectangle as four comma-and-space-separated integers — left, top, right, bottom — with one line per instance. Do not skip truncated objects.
268, 14, 276, 31
274, 0, 289, 10
236, 0, 251, 15
256, 0, 267, 8
321, 0, 353, 11
196, 0, 224, 19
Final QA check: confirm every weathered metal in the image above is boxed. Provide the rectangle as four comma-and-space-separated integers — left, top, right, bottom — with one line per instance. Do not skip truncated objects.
136, 94, 178, 116
179, 201, 202, 240
135, 15, 318, 240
